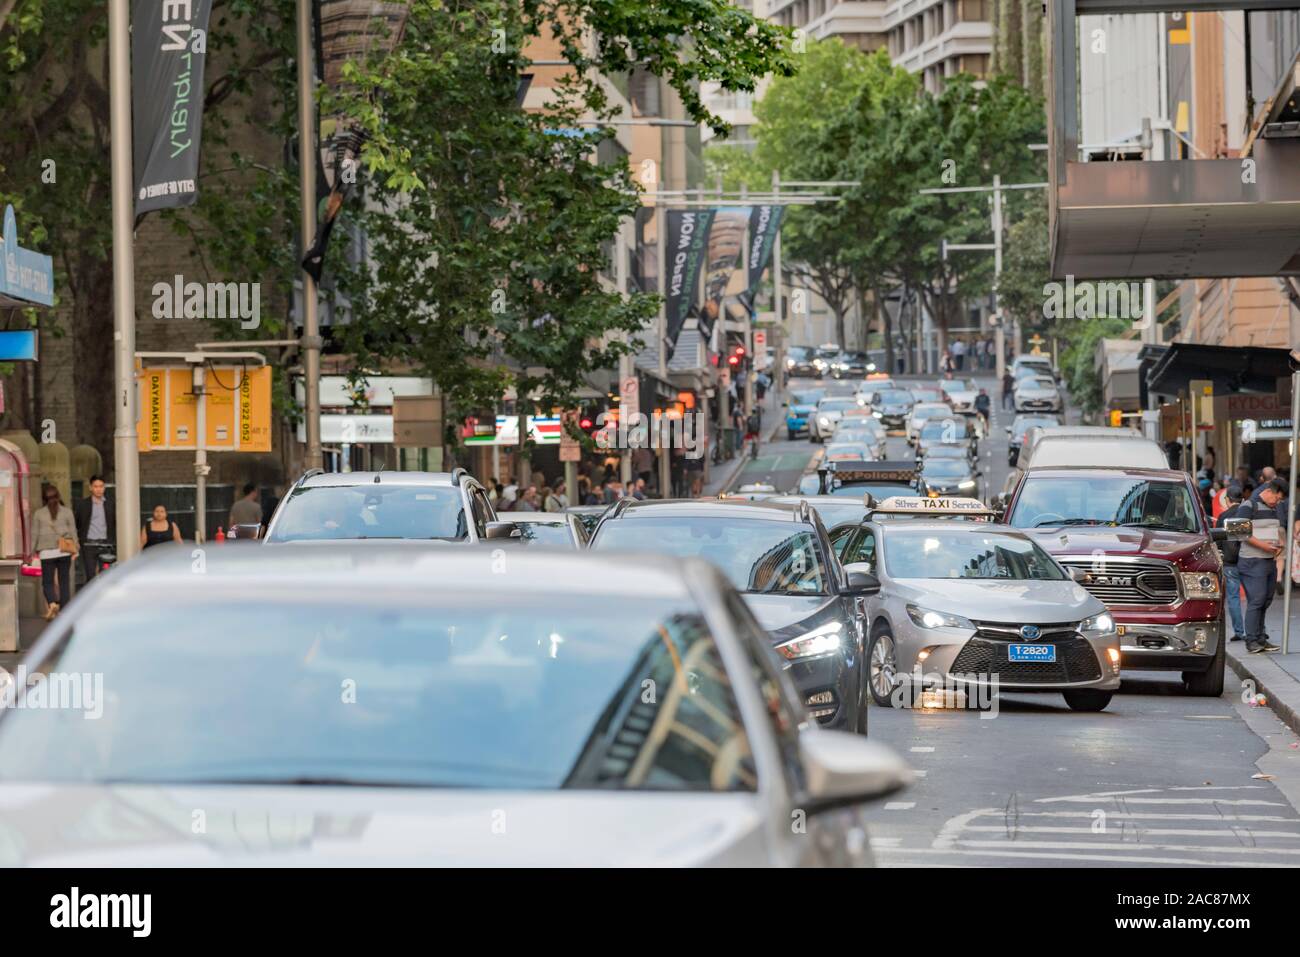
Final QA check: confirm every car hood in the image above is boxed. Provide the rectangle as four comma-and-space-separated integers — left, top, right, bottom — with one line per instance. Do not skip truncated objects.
790, 404, 816, 416
893, 578, 1102, 622
944, 390, 976, 403
0, 784, 763, 867
1022, 525, 1215, 563
741, 594, 839, 639
1015, 385, 1057, 397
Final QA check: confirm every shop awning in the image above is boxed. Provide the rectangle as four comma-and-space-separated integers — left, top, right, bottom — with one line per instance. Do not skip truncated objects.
1145, 342, 1293, 397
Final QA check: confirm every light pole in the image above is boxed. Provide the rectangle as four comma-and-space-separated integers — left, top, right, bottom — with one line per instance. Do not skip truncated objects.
108, 0, 139, 561
1283, 353, 1300, 654
297, 0, 323, 472
921, 179, 1047, 381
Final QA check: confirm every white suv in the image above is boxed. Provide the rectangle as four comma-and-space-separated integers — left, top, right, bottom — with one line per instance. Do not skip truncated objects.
263, 469, 513, 544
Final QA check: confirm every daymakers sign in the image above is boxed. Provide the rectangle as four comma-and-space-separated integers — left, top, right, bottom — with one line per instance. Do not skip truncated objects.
132, 0, 214, 217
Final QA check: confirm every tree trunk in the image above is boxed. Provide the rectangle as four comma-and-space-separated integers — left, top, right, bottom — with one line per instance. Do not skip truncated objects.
873, 285, 895, 376
71, 257, 116, 470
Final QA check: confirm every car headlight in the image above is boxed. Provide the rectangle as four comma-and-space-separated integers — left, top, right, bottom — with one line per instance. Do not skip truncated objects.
958, 479, 976, 489
818, 415, 831, 425
775, 621, 843, 660
786, 358, 795, 369
1081, 612, 1116, 636
1180, 571, 1221, 600
906, 605, 974, 630
872, 411, 882, 418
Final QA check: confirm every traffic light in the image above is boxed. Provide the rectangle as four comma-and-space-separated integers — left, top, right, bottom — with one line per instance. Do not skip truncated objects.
1109, 409, 1123, 427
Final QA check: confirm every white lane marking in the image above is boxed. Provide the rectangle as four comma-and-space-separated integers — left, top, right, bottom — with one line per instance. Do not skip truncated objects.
912, 769, 927, 778
870, 836, 902, 847
1035, 797, 1285, 806
873, 846, 1293, 868
950, 838, 1300, 857
989, 810, 1298, 823
959, 824, 1300, 839
885, 801, 916, 810
910, 746, 935, 753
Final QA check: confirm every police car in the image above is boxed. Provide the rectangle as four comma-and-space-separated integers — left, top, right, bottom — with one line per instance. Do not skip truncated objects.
828, 497, 1120, 713
795, 460, 919, 500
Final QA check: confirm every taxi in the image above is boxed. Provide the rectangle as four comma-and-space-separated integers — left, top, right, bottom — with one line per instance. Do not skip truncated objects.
828, 497, 1120, 713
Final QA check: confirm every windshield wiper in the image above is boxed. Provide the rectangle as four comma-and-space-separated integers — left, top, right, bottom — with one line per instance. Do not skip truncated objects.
1117, 521, 1188, 531
1033, 518, 1108, 528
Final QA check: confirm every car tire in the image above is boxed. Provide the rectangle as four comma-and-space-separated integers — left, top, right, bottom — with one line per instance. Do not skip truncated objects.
867, 627, 899, 708
1062, 689, 1113, 711
788, 429, 798, 440
1183, 633, 1226, 697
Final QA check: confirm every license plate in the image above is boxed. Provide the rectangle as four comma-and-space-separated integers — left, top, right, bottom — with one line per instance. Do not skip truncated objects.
1008, 643, 1056, 662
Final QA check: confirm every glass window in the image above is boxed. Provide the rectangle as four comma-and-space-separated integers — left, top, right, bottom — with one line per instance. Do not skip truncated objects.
920, 418, 969, 440
594, 518, 828, 596
883, 530, 1066, 580
267, 485, 469, 542
841, 528, 876, 568
509, 521, 575, 547
1008, 476, 1201, 533
0, 596, 755, 793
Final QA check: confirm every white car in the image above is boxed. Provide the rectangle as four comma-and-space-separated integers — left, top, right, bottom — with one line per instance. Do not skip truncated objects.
833, 419, 888, 459
0, 545, 911, 866
906, 402, 954, 444
1012, 354, 1055, 381
811, 396, 860, 442
938, 379, 978, 414
824, 441, 875, 464
1014, 375, 1063, 414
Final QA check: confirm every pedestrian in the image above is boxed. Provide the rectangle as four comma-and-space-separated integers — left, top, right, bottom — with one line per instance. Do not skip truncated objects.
755, 371, 770, 402
1238, 477, 1287, 653
140, 503, 183, 550
485, 476, 500, 504
1001, 371, 1015, 410
516, 486, 540, 512
631, 478, 647, 500
1234, 465, 1255, 498
974, 388, 991, 430
498, 483, 518, 511
73, 474, 114, 586
939, 349, 952, 376
552, 480, 569, 509
228, 482, 262, 534
1216, 485, 1247, 643
541, 485, 563, 512
684, 448, 705, 498
951, 338, 967, 371
632, 446, 654, 485
32, 484, 77, 620
584, 482, 604, 506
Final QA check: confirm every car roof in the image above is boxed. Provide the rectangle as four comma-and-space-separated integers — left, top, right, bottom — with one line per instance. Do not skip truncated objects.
872, 519, 1029, 536
603, 497, 813, 523
496, 512, 570, 524
913, 402, 952, 412
74, 542, 696, 600
1023, 466, 1189, 480
295, 470, 458, 488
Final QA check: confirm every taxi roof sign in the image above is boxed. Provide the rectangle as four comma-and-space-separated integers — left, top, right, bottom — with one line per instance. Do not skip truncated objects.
871, 495, 997, 518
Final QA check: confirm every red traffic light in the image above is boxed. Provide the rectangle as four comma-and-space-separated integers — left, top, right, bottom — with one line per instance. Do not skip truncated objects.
734, 345, 746, 356
579, 417, 594, 430
727, 355, 740, 366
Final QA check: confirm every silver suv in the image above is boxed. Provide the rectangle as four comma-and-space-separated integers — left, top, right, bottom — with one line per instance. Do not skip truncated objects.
263, 469, 513, 544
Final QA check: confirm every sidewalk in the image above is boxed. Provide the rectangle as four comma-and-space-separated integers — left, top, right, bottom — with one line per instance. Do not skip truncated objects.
1225, 596, 1300, 735
700, 384, 785, 497
0, 616, 50, 674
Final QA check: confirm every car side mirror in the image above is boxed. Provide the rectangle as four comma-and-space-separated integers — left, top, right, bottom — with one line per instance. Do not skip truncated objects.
1068, 566, 1089, 583
797, 728, 912, 812
484, 522, 523, 541
228, 523, 262, 542
1212, 517, 1252, 542
1005, 427, 1012, 434
842, 563, 880, 595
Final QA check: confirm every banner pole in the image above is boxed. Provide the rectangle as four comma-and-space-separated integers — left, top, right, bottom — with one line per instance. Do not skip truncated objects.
109, 0, 140, 561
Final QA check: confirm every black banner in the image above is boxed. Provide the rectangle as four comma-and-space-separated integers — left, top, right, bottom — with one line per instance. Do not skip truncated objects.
744, 204, 784, 300
664, 209, 715, 346
132, 0, 214, 217
699, 206, 748, 339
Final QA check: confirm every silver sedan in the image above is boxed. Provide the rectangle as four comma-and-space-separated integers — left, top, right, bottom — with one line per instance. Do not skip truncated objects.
830, 520, 1121, 712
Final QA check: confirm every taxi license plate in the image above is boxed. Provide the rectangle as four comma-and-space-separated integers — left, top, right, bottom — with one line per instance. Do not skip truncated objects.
1008, 643, 1056, 663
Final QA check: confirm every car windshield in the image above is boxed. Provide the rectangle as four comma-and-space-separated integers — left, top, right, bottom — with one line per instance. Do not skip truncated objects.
1026, 377, 1055, 389
1008, 476, 1201, 532
790, 390, 823, 406
876, 391, 911, 405
913, 405, 951, 420
825, 445, 868, 460
0, 595, 755, 792
1012, 416, 1059, 436
268, 484, 468, 542
818, 398, 857, 413
884, 529, 1067, 580
507, 520, 575, 546
920, 419, 969, 440
834, 429, 878, 445
922, 459, 970, 478
594, 517, 828, 596
789, 347, 813, 360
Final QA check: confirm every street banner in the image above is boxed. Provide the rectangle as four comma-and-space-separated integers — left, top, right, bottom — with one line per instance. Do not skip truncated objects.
132, 0, 215, 217
699, 206, 749, 338
744, 205, 784, 302
664, 209, 716, 346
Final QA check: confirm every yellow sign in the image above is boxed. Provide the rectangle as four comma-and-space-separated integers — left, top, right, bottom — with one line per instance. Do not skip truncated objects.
138, 365, 273, 453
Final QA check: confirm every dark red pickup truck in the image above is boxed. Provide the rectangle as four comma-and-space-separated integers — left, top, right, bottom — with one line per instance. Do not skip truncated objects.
1003, 467, 1249, 697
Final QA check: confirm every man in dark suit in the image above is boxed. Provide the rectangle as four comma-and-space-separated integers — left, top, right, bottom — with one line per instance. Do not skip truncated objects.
73, 475, 115, 584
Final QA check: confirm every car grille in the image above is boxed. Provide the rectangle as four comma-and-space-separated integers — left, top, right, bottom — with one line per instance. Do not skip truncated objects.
1056, 557, 1180, 606
950, 623, 1102, 684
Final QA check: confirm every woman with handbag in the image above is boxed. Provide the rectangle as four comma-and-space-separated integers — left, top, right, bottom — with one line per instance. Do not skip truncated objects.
31, 483, 78, 620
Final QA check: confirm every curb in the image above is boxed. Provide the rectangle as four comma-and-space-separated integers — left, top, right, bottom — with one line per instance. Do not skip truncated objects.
1226, 645, 1300, 737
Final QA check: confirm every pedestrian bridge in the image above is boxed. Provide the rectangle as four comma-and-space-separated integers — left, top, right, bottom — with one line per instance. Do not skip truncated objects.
1046, 0, 1300, 279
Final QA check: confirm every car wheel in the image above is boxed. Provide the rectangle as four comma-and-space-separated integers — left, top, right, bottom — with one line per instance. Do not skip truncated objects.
788, 429, 798, 440
1062, 689, 1113, 711
867, 628, 899, 708
1183, 632, 1226, 697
